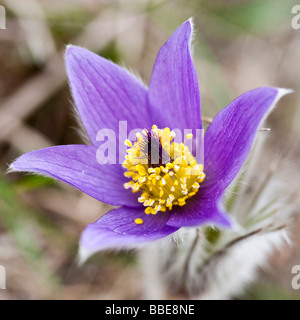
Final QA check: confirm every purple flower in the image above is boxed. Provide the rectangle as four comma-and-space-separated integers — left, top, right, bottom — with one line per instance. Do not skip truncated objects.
10, 19, 290, 260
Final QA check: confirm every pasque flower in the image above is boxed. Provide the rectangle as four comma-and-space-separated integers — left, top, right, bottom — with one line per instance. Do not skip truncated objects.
10, 19, 290, 260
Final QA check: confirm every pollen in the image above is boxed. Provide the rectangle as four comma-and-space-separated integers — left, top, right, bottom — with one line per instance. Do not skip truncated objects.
134, 218, 144, 225
122, 126, 205, 218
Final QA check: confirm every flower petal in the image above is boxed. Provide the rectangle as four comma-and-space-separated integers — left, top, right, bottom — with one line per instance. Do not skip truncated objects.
148, 19, 201, 132
9, 145, 139, 207
66, 45, 151, 145
79, 206, 178, 261
203, 87, 292, 189
166, 186, 231, 228
167, 87, 291, 229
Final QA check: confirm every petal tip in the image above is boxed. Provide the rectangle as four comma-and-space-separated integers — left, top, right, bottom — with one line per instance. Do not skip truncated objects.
65, 44, 81, 61
65, 44, 76, 56
273, 87, 294, 99
185, 17, 193, 29
7, 155, 25, 173
77, 245, 94, 265
259, 86, 293, 101
6, 163, 16, 174
265, 86, 293, 109
66, 44, 79, 53
181, 17, 194, 39
170, 18, 194, 42
7, 153, 31, 173
65, 45, 90, 64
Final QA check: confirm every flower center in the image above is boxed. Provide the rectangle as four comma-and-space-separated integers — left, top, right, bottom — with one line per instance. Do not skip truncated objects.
122, 125, 205, 224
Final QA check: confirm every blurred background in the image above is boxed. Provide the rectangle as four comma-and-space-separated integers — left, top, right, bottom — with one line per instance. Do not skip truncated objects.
0, 0, 300, 299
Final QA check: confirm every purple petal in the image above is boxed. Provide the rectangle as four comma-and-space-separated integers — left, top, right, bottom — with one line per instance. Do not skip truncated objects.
203, 87, 291, 189
167, 87, 291, 228
79, 206, 178, 261
166, 186, 231, 228
66, 46, 151, 145
148, 19, 201, 132
10, 145, 139, 207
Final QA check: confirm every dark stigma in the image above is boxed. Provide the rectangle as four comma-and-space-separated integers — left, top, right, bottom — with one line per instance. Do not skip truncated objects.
139, 130, 172, 168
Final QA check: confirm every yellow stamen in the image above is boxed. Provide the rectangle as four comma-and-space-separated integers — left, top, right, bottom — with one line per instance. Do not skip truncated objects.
122, 125, 206, 216
135, 218, 144, 225
124, 139, 132, 147
186, 133, 193, 139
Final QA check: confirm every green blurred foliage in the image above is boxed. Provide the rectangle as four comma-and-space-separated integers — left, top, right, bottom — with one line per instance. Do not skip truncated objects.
14, 175, 55, 191
48, 9, 94, 44
0, 175, 61, 291
199, 0, 293, 36
242, 282, 300, 300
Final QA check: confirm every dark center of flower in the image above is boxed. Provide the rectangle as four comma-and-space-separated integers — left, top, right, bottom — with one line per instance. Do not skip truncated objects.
138, 129, 173, 168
